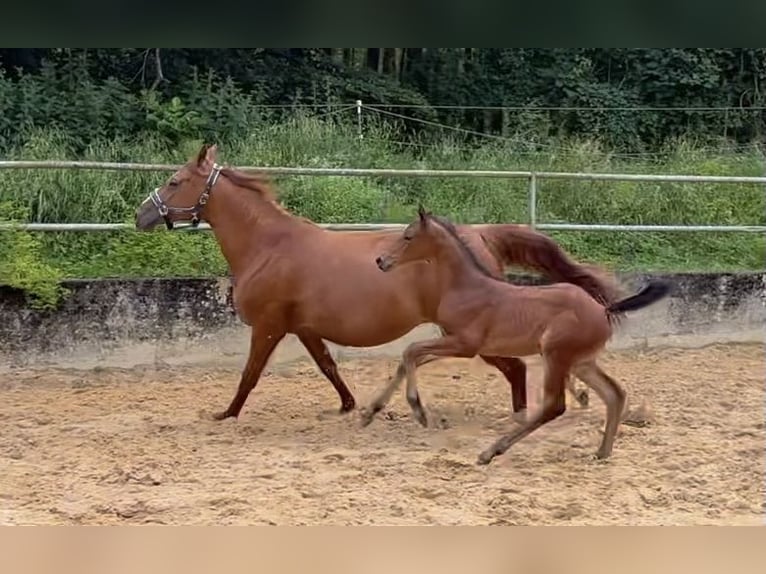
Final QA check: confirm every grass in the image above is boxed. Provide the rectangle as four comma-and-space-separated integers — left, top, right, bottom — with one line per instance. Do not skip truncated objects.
1, 117, 764, 306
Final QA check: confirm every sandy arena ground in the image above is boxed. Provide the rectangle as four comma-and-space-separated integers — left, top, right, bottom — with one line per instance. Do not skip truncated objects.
1, 342, 763, 525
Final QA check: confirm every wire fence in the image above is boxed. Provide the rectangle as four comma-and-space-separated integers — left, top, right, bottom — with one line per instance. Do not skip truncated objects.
0, 160, 764, 234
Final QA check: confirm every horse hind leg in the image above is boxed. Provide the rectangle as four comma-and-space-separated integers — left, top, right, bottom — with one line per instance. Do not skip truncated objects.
297, 331, 356, 414
480, 355, 529, 424
572, 361, 627, 459
478, 353, 570, 465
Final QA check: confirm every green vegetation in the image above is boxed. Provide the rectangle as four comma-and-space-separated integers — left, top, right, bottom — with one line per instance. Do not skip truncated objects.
0, 49, 764, 307
1, 120, 764, 307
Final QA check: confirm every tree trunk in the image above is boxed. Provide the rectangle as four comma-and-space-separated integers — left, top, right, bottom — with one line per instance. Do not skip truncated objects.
483, 109, 493, 133
501, 107, 511, 136
366, 48, 379, 71
393, 48, 403, 80
377, 48, 385, 74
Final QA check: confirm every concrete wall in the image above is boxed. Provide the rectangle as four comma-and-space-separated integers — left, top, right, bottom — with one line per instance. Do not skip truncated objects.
1, 272, 763, 371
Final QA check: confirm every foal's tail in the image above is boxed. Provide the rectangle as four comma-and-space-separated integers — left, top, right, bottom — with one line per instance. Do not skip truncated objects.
606, 280, 672, 316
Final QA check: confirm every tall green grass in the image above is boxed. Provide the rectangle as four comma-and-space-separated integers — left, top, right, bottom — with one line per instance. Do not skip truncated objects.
1, 116, 764, 307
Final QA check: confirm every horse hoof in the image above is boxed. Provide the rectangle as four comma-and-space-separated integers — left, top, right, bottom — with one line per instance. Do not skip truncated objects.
414, 410, 428, 428
212, 411, 231, 421
339, 402, 356, 414
511, 410, 528, 425
591, 450, 611, 462
477, 450, 495, 465
359, 409, 375, 428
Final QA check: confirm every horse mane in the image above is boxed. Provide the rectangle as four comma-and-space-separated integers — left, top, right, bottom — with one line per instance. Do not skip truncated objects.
426, 213, 498, 281
220, 168, 280, 202
219, 167, 315, 225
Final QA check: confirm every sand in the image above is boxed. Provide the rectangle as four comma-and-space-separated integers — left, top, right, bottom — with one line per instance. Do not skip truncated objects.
1, 343, 763, 525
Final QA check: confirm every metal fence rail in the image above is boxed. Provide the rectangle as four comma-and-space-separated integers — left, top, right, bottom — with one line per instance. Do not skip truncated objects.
1, 160, 765, 233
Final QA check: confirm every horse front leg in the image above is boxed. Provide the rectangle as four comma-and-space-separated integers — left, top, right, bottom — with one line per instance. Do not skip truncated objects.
213, 327, 286, 421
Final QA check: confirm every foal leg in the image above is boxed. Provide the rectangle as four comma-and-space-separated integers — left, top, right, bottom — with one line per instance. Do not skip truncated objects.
480, 355, 528, 424
360, 355, 440, 427
402, 336, 479, 428
567, 375, 590, 408
297, 331, 356, 413
213, 328, 286, 421
572, 361, 627, 459
477, 354, 570, 465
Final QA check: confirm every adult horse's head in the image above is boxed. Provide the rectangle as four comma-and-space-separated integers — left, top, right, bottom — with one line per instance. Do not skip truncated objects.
135, 143, 222, 231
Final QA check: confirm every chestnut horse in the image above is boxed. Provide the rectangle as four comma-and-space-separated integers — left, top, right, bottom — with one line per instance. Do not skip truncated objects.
135, 144, 622, 423
365, 207, 670, 463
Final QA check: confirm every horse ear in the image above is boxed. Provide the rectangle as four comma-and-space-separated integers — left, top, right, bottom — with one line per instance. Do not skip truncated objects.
417, 204, 428, 225
196, 144, 210, 166
197, 144, 218, 173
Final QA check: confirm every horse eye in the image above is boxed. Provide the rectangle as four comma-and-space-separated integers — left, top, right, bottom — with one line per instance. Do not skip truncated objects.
168, 180, 179, 188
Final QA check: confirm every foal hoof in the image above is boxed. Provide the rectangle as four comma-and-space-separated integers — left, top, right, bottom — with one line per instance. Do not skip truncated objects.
212, 410, 233, 421
359, 407, 377, 428
413, 409, 428, 428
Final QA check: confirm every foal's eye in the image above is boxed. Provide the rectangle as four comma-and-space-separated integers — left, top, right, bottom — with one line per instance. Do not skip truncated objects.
168, 180, 179, 188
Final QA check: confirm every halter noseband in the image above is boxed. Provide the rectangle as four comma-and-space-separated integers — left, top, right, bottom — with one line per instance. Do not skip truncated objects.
149, 163, 223, 230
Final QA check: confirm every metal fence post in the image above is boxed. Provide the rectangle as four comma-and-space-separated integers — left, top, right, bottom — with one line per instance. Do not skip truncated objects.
356, 100, 363, 140
528, 173, 537, 229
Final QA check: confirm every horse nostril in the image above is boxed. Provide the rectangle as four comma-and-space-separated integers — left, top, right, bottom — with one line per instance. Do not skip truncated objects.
375, 257, 382, 265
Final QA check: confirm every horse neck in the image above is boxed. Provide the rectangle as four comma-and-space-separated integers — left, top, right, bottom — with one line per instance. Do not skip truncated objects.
429, 231, 489, 292
202, 179, 299, 277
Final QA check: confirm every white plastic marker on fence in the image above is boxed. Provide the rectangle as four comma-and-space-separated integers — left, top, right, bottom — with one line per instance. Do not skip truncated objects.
0, 160, 765, 233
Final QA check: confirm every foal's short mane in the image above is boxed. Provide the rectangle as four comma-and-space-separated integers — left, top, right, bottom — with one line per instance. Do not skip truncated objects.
427, 214, 498, 280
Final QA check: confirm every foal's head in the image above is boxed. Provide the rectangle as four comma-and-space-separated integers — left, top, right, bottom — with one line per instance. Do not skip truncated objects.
375, 206, 446, 272
135, 144, 222, 231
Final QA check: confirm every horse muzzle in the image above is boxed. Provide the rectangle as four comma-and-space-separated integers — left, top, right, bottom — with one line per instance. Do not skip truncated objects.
376, 256, 394, 272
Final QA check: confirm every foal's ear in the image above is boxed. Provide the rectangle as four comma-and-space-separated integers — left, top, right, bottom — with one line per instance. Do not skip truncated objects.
196, 144, 218, 174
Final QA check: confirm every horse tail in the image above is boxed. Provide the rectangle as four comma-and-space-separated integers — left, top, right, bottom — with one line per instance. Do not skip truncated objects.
606, 280, 672, 316
478, 224, 624, 306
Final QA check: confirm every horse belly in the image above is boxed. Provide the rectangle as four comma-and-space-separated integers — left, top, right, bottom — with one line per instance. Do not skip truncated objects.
298, 292, 425, 348
478, 324, 543, 358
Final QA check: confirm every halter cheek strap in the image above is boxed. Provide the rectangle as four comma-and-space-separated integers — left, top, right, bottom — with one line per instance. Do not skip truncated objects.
149, 163, 223, 230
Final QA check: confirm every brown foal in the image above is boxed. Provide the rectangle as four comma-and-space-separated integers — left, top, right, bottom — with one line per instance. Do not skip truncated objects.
363, 207, 671, 464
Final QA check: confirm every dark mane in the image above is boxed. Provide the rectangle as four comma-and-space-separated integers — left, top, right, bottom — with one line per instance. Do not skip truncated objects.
427, 214, 498, 281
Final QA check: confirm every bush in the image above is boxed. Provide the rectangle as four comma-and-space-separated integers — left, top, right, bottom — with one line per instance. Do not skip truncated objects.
0, 202, 68, 309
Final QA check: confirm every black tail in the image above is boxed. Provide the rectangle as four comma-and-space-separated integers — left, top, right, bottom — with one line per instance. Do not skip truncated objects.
606, 279, 672, 315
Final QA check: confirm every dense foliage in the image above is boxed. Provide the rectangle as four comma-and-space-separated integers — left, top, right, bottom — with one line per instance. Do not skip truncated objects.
1, 48, 765, 150
0, 49, 764, 308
